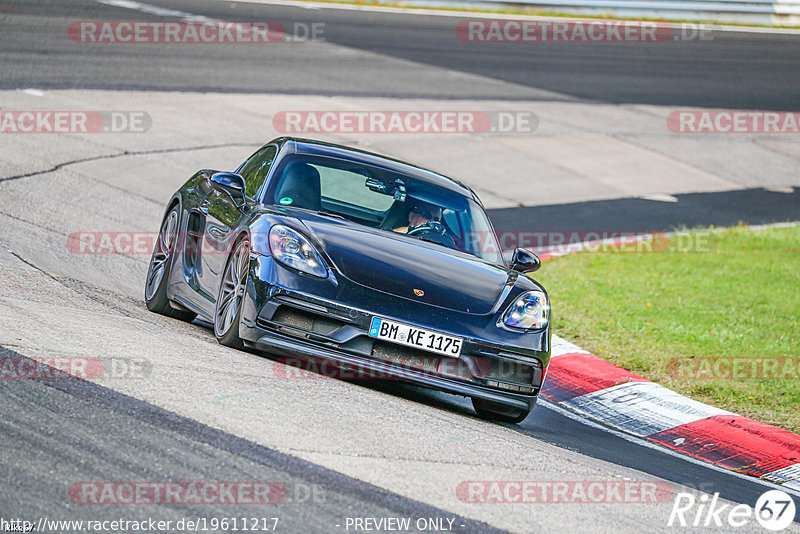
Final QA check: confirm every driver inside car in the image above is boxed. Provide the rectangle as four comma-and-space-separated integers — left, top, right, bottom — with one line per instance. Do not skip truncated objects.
393, 200, 440, 234
393, 200, 457, 249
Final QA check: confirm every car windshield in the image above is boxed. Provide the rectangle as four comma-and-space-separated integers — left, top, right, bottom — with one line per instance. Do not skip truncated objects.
266, 154, 505, 265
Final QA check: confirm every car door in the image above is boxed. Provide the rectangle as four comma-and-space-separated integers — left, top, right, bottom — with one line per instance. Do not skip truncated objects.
197, 145, 278, 302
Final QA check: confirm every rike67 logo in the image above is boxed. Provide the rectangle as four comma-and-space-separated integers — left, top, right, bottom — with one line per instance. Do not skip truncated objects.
668, 489, 796, 530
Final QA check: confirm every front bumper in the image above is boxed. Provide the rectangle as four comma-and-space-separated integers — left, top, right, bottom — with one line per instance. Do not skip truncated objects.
245, 328, 538, 412
239, 254, 549, 410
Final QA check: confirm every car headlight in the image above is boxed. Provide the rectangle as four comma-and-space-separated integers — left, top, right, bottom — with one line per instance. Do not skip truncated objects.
266, 225, 328, 278
502, 290, 549, 330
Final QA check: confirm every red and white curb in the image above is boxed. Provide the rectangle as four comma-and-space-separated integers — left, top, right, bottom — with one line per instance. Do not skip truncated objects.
541, 334, 800, 490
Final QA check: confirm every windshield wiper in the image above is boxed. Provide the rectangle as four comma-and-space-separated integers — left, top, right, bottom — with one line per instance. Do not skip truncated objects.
317, 210, 347, 221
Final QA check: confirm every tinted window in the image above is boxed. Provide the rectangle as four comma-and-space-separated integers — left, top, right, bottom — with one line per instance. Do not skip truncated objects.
239, 145, 277, 198
318, 166, 395, 212
267, 154, 504, 265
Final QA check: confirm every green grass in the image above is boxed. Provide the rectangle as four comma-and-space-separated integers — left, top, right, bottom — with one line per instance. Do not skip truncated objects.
533, 224, 800, 433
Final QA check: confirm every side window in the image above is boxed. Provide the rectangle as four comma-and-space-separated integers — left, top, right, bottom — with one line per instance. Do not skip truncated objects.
442, 209, 460, 234
239, 145, 277, 198
442, 209, 465, 251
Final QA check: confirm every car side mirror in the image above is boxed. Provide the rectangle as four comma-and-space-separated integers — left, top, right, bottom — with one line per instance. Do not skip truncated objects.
510, 247, 541, 273
210, 172, 246, 201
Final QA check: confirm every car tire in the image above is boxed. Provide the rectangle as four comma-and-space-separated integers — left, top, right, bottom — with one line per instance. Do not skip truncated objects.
472, 397, 531, 424
145, 205, 197, 322
214, 236, 250, 349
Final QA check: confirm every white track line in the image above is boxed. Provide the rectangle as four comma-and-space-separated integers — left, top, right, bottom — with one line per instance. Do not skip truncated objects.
223, 0, 800, 35
97, 0, 217, 21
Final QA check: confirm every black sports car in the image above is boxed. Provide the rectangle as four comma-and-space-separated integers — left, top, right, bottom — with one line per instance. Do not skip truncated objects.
145, 137, 550, 423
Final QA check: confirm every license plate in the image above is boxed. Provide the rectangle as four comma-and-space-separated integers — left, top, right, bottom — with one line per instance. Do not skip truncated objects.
368, 317, 463, 357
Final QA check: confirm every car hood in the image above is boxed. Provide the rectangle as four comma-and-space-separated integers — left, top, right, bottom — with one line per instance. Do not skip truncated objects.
302, 218, 511, 315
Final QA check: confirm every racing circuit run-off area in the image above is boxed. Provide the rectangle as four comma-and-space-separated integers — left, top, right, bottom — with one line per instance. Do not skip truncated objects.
0, 0, 799, 533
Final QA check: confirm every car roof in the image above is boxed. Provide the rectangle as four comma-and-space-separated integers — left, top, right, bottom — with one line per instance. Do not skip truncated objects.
269, 137, 480, 200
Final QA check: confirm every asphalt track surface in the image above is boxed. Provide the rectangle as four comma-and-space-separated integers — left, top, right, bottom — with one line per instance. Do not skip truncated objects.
0, 339, 792, 526
0, 346, 502, 533
1, 1, 800, 532
487, 188, 800, 245
1, 0, 799, 109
